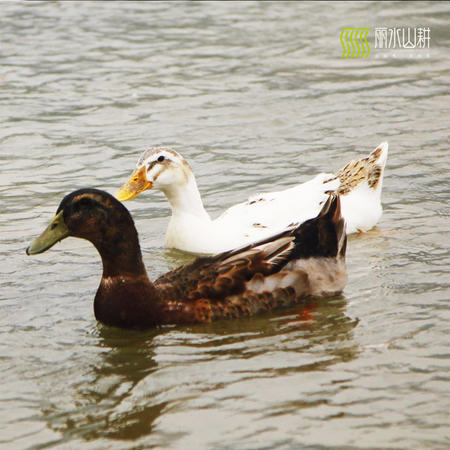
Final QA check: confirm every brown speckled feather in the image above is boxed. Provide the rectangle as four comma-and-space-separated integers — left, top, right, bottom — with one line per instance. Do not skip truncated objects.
326, 143, 386, 196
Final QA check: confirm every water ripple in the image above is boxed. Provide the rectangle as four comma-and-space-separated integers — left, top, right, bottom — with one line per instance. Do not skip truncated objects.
1, 1, 449, 449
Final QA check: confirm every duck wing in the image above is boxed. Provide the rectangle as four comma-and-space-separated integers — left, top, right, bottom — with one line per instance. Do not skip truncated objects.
211, 173, 340, 246
154, 196, 346, 323
214, 142, 387, 239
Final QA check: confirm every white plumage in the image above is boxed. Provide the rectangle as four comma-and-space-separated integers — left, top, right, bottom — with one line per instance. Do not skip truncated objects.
116, 143, 388, 254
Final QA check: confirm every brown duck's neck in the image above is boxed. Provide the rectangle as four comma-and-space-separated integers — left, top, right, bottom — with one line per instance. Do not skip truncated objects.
93, 227, 147, 278
99, 243, 147, 278
91, 229, 166, 328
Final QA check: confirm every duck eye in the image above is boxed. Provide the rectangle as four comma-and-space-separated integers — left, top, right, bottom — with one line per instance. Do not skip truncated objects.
157, 155, 165, 162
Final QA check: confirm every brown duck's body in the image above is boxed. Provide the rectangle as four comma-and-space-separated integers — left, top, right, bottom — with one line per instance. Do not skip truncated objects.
27, 188, 347, 329
95, 254, 346, 328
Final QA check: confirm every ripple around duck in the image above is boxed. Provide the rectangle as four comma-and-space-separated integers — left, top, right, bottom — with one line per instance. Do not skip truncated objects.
1, 1, 449, 449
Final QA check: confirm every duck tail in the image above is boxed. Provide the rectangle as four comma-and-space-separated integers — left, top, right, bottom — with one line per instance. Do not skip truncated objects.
371, 141, 389, 170
366, 141, 388, 193
333, 141, 388, 197
292, 195, 347, 259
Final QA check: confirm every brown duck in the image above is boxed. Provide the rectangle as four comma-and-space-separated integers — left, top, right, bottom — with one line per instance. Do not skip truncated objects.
26, 189, 347, 329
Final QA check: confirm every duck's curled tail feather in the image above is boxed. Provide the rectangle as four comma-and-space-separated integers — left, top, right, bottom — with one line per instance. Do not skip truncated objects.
334, 141, 388, 196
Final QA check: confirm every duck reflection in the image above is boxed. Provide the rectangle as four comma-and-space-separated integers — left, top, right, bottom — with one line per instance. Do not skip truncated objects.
40, 295, 357, 443
40, 326, 167, 442
85, 327, 166, 441
183, 295, 359, 369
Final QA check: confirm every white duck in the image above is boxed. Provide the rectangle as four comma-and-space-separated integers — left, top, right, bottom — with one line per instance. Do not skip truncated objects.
116, 143, 388, 254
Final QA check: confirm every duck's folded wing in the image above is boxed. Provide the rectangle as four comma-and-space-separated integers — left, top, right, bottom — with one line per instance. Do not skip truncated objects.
154, 196, 346, 323
214, 173, 340, 234
154, 195, 345, 302
154, 227, 297, 301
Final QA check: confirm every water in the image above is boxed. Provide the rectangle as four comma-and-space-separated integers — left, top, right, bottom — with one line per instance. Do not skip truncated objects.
1, 2, 449, 448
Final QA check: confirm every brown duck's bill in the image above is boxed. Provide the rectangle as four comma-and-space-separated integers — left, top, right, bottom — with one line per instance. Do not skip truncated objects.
115, 166, 153, 201
26, 211, 70, 255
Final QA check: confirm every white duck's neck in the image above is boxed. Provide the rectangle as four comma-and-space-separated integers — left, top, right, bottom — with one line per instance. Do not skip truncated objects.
161, 174, 211, 222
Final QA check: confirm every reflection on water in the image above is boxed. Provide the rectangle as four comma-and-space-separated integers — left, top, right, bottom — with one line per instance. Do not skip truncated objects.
1, 1, 449, 448
38, 298, 357, 445
40, 328, 163, 442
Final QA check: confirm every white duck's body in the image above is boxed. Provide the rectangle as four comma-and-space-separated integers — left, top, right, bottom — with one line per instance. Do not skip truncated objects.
116, 143, 388, 254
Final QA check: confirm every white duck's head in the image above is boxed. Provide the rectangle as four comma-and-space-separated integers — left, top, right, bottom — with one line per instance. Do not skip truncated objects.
116, 147, 193, 201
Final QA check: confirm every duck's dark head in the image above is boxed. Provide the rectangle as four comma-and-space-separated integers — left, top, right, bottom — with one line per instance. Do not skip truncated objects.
26, 189, 140, 266
27, 189, 161, 328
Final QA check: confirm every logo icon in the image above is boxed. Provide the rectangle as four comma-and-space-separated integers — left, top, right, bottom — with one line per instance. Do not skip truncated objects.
340, 27, 371, 58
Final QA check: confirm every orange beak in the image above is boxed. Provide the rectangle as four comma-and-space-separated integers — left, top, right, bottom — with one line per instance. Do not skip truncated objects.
115, 166, 153, 201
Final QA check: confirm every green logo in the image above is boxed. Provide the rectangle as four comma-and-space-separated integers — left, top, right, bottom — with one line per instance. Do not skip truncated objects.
340, 27, 371, 58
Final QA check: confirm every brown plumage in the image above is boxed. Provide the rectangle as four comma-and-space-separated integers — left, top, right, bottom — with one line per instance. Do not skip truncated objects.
26, 188, 347, 329
332, 145, 385, 195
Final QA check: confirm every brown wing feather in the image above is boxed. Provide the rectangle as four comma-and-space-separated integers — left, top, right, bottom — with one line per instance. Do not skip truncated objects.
154, 246, 279, 301
152, 196, 346, 324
